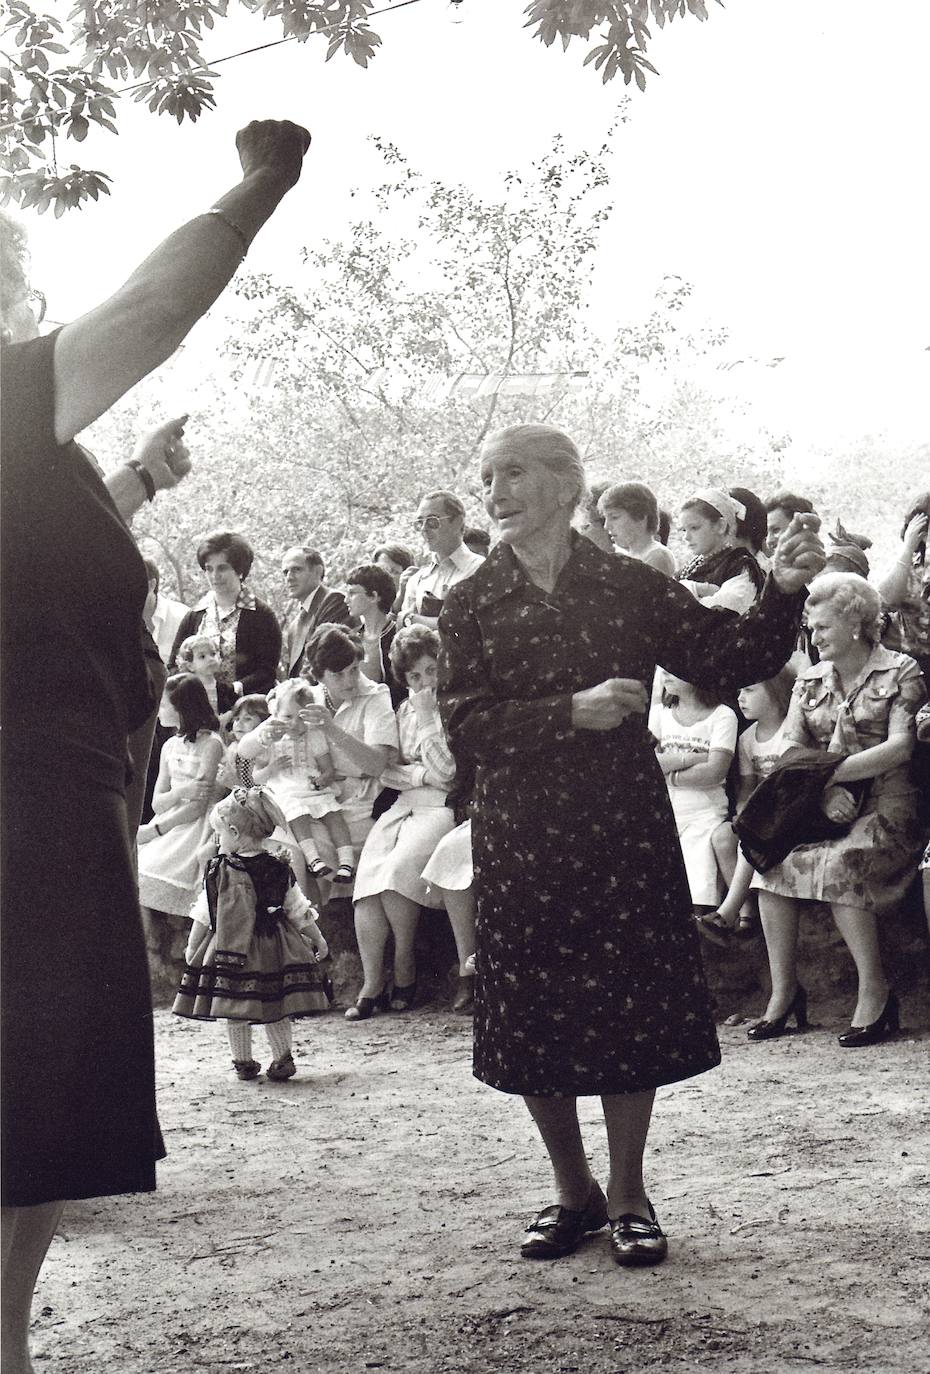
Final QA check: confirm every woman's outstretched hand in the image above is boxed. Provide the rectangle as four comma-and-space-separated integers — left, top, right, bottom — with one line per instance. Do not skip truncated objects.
771, 513, 826, 594
131, 415, 191, 493
572, 678, 648, 732
236, 119, 311, 190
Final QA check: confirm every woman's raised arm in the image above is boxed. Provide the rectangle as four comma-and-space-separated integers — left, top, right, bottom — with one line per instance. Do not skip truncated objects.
53, 120, 310, 445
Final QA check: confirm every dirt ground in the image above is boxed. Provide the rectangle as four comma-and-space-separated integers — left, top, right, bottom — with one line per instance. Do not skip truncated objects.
31, 997, 930, 1374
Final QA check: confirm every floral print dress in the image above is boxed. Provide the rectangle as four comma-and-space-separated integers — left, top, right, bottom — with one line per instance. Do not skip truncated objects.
439, 535, 808, 1098
752, 646, 925, 912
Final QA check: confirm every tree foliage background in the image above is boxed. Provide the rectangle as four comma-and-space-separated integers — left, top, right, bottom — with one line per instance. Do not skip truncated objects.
2, 0, 722, 214
80, 131, 924, 611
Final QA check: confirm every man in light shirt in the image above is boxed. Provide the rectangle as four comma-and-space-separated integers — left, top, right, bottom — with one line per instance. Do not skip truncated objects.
398, 490, 485, 631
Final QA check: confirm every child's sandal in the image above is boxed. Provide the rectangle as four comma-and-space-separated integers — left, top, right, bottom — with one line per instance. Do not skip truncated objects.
333, 864, 354, 884
732, 911, 760, 942
308, 859, 332, 879
233, 1059, 261, 1080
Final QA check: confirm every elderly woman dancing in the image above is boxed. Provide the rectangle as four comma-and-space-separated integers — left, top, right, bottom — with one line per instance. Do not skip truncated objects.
438, 423, 824, 1268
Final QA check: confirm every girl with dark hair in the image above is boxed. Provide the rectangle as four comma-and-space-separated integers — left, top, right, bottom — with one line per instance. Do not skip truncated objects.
137, 674, 224, 918
648, 673, 738, 914
677, 489, 766, 614
878, 491, 930, 679
598, 483, 676, 578
173, 786, 331, 1082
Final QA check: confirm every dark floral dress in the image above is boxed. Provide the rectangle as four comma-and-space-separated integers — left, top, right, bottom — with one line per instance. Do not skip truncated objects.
439, 535, 807, 1098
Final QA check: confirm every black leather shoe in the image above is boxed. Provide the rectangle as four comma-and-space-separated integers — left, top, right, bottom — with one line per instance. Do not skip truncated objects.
520, 1182, 608, 1259
608, 1201, 668, 1267
838, 991, 899, 1047
747, 985, 808, 1041
452, 974, 475, 1013
390, 980, 417, 1012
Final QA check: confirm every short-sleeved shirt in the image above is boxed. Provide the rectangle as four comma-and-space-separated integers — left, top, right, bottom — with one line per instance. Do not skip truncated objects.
309, 676, 399, 817
737, 719, 789, 782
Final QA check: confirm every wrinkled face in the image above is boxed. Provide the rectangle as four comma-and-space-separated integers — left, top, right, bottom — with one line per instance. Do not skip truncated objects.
232, 708, 264, 740
405, 653, 438, 693
480, 445, 570, 546
190, 644, 219, 677
320, 662, 362, 704
203, 553, 242, 602
766, 507, 793, 556
414, 497, 463, 558
737, 682, 771, 721
680, 509, 727, 560
602, 506, 646, 552
282, 550, 321, 602
805, 603, 859, 662
345, 583, 377, 619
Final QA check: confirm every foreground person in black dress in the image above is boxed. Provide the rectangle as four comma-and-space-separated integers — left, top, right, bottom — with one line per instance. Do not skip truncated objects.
438, 424, 824, 1266
0, 120, 310, 1374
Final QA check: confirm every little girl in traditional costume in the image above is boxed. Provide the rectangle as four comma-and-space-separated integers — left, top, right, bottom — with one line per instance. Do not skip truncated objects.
173, 787, 332, 1081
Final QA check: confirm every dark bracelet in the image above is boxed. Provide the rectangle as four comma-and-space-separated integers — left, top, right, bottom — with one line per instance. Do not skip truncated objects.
154, 822, 162, 836
126, 458, 156, 502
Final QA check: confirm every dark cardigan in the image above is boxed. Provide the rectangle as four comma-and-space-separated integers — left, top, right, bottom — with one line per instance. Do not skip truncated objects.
169, 599, 282, 696
733, 746, 866, 872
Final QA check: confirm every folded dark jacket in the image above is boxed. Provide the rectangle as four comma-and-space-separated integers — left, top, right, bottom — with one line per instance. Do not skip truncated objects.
733, 746, 867, 873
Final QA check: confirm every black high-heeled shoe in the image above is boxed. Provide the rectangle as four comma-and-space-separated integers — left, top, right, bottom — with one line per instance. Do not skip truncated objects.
838, 991, 899, 1048
747, 985, 808, 1041
344, 983, 391, 1022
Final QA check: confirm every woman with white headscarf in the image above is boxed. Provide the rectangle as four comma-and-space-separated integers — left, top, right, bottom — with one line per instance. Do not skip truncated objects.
677, 488, 767, 614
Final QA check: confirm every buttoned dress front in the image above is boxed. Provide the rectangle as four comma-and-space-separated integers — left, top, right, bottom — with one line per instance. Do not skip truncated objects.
439, 536, 808, 1098
752, 646, 925, 912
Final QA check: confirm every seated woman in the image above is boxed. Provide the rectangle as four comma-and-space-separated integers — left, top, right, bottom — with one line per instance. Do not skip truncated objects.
677, 489, 766, 614
295, 625, 400, 903
346, 626, 457, 1020
598, 482, 676, 577
749, 573, 925, 1046
345, 562, 406, 708
170, 530, 282, 698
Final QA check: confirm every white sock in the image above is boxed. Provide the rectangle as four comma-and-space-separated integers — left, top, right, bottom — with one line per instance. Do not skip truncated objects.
227, 1021, 252, 1061
336, 846, 354, 868
265, 1019, 293, 1060
299, 838, 322, 866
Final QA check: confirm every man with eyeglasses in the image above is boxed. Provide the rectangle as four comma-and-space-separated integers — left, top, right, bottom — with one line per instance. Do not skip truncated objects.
281, 545, 352, 677
398, 490, 485, 631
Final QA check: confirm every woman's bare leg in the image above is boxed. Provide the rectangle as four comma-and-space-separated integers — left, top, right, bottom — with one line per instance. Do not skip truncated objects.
523, 1096, 593, 1210
380, 890, 421, 987
1, 1200, 66, 1374
352, 896, 391, 997
830, 903, 890, 1026
601, 1088, 656, 1219
757, 891, 802, 1019
440, 886, 476, 974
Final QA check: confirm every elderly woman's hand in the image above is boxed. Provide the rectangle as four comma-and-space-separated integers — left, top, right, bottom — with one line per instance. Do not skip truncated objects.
771, 513, 826, 594
822, 784, 859, 824
131, 415, 191, 493
236, 119, 311, 191
572, 678, 648, 732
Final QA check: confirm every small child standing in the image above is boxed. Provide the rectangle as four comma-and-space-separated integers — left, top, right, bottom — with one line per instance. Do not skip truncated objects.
698, 668, 794, 945
236, 678, 355, 883
216, 693, 271, 792
174, 787, 332, 1081
649, 672, 738, 912
175, 633, 236, 716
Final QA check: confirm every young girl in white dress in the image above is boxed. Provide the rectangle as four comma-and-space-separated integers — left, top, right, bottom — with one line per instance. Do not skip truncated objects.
697, 667, 795, 945
137, 674, 225, 917
236, 678, 355, 883
649, 672, 738, 912
173, 787, 331, 1081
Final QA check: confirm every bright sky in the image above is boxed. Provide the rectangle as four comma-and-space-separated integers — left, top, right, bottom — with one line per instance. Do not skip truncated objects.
23, 0, 930, 443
